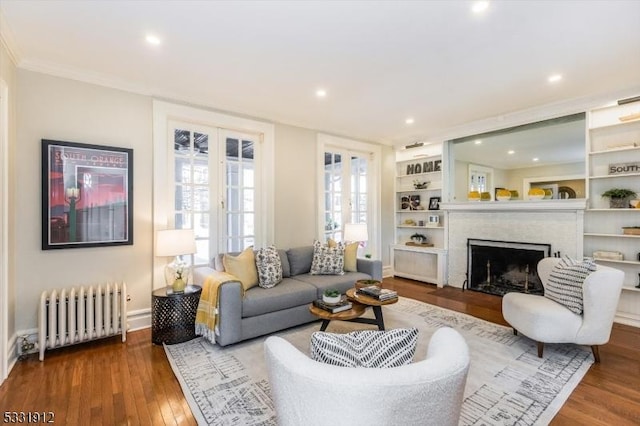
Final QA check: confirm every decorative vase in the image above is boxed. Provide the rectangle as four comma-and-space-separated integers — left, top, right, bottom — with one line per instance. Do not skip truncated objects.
468, 191, 481, 201
609, 197, 627, 208
356, 279, 381, 290
172, 277, 186, 293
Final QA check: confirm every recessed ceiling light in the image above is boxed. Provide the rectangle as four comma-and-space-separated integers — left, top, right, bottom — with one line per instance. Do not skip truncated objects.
474, 139, 482, 145
508, 150, 515, 155
533, 157, 539, 162
405, 117, 415, 125
472, 1, 490, 14
548, 74, 563, 83
316, 89, 327, 98
146, 34, 162, 45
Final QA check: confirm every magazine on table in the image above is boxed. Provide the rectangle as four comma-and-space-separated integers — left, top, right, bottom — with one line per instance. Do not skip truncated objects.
357, 285, 398, 300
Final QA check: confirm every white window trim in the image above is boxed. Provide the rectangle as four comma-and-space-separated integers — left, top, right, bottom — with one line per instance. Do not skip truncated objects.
317, 133, 381, 259
153, 100, 274, 288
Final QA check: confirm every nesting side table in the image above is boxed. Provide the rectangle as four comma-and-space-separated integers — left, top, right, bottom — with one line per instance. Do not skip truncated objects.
151, 285, 202, 345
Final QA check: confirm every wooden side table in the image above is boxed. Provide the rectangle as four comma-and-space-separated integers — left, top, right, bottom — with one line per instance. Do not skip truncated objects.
152, 285, 202, 345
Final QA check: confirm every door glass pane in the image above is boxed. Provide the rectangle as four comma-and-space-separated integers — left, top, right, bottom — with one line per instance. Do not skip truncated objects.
225, 136, 256, 252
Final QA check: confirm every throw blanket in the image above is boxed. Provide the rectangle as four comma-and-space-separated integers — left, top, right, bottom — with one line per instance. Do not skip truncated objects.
195, 272, 240, 344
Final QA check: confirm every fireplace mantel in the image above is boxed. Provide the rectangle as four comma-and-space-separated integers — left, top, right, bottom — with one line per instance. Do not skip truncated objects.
441, 199, 587, 212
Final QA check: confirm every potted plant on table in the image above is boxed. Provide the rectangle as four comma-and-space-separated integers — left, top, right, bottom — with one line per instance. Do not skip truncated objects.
602, 188, 637, 208
322, 289, 342, 304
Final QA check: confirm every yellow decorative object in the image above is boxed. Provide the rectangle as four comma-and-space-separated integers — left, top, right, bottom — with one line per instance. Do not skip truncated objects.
468, 191, 481, 201
496, 189, 511, 201
543, 188, 553, 199
528, 188, 545, 200
510, 190, 519, 199
480, 192, 491, 201
223, 246, 259, 290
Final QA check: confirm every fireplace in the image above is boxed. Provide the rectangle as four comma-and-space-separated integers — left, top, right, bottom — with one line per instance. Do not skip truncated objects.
466, 239, 551, 296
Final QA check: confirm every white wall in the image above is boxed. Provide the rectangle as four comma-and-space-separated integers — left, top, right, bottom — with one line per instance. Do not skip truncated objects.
12, 70, 395, 333
15, 70, 153, 331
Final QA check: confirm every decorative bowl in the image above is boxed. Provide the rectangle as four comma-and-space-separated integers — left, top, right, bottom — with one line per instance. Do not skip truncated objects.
468, 191, 481, 201
322, 294, 342, 304
528, 188, 545, 200
496, 195, 511, 201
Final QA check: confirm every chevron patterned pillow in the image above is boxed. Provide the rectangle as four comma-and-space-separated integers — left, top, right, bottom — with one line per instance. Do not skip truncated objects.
310, 328, 418, 368
545, 256, 596, 315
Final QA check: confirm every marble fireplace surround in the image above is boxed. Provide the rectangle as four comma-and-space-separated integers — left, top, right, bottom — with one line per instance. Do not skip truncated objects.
442, 200, 586, 289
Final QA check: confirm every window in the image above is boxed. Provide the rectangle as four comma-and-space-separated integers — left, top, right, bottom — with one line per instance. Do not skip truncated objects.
153, 101, 274, 284
318, 134, 380, 258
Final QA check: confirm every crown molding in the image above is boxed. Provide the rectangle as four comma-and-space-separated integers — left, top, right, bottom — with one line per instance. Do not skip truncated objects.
0, 10, 21, 66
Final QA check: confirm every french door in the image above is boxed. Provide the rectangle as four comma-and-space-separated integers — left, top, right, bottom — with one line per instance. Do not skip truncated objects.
169, 121, 260, 266
323, 148, 370, 248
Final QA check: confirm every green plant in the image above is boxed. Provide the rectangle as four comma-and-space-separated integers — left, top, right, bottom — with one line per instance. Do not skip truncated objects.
364, 253, 372, 259
323, 289, 340, 297
410, 233, 427, 242
601, 188, 637, 199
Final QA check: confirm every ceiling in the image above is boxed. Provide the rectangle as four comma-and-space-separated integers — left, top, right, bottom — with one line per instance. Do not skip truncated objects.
1, 0, 639, 147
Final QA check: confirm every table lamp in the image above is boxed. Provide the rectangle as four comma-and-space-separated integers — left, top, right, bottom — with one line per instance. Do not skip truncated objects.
343, 223, 368, 249
156, 229, 197, 293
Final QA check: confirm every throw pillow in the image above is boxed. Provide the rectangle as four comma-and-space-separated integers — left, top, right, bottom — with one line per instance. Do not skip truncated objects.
310, 240, 345, 275
255, 245, 283, 288
310, 328, 419, 368
286, 246, 315, 275
544, 256, 597, 315
328, 239, 359, 272
222, 246, 259, 291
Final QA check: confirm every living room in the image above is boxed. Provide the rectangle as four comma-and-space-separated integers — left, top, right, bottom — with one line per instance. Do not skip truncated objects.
1, 1, 639, 424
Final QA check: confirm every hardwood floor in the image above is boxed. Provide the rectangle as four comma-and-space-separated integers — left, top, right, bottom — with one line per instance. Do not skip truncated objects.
1, 277, 638, 425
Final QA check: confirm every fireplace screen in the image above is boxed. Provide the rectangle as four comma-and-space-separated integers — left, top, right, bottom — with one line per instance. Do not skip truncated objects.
467, 239, 551, 296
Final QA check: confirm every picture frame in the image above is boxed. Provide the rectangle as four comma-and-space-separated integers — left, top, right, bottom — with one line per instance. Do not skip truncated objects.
428, 196, 441, 210
41, 139, 133, 250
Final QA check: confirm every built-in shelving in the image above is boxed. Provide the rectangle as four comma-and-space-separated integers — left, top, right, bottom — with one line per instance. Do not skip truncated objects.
586, 99, 640, 326
392, 145, 447, 286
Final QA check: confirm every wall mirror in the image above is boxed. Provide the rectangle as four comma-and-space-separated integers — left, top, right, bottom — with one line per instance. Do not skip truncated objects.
450, 113, 586, 201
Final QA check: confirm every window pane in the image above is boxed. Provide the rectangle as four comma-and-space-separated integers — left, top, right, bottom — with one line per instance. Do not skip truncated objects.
227, 162, 239, 186
243, 189, 254, 211
175, 184, 191, 210
193, 213, 210, 238
174, 129, 190, 152
193, 185, 209, 211
174, 213, 192, 229
227, 187, 240, 211
242, 140, 254, 160
194, 239, 210, 265
226, 138, 239, 159
194, 132, 208, 155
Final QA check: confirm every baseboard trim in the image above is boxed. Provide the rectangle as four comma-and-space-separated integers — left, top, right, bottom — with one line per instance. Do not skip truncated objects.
127, 308, 151, 332
382, 265, 393, 278
614, 312, 640, 328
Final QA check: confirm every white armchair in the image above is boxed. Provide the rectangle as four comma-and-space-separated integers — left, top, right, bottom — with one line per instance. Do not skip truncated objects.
502, 257, 624, 362
264, 327, 469, 426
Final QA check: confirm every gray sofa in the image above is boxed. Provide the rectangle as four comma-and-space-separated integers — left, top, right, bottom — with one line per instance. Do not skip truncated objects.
193, 245, 383, 346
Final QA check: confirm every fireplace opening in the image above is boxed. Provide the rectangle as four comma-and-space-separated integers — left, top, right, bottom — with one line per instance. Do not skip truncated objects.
467, 239, 551, 297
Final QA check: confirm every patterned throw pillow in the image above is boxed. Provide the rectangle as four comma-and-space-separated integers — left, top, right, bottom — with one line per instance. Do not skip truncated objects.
544, 256, 597, 314
310, 240, 345, 275
310, 328, 418, 368
328, 239, 359, 272
255, 246, 283, 288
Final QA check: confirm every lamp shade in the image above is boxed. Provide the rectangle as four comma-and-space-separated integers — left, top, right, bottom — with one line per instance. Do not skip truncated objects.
343, 223, 368, 242
156, 229, 196, 257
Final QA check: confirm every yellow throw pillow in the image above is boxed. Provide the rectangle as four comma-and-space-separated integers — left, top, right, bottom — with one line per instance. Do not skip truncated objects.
223, 247, 259, 290
328, 239, 359, 272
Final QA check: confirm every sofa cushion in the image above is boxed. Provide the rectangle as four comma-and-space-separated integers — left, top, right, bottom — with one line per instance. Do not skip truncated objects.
223, 247, 259, 291
278, 249, 291, 278
295, 271, 372, 298
310, 240, 345, 275
328, 239, 359, 272
287, 246, 314, 276
242, 278, 317, 317
545, 256, 596, 315
310, 328, 419, 368
255, 246, 283, 288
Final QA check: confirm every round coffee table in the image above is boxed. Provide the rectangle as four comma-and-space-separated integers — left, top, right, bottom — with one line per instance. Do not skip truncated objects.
309, 303, 366, 331
309, 288, 398, 331
345, 288, 398, 331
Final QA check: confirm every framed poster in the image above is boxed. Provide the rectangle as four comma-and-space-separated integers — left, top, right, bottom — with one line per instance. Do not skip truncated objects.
41, 139, 133, 250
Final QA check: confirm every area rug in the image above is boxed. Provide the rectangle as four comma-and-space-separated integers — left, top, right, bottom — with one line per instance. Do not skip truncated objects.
164, 297, 594, 425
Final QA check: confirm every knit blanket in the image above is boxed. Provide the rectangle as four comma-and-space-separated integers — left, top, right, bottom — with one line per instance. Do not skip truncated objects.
194, 271, 240, 344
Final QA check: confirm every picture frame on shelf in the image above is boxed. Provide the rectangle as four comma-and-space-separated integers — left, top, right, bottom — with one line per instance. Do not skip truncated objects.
428, 197, 441, 210
41, 139, 134, 250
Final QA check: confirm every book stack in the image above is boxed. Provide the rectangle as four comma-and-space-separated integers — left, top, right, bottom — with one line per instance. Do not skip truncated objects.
357, 285, 398, 301
313, 296, 352, 313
